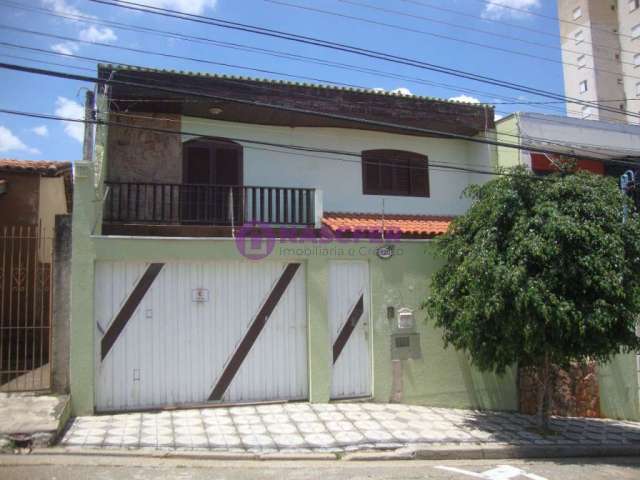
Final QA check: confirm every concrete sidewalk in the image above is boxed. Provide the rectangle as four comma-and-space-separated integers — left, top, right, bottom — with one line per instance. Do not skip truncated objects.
59, 403, 640, 458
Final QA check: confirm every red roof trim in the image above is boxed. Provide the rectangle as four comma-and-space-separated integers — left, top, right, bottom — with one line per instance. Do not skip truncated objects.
530, 153, 604, 175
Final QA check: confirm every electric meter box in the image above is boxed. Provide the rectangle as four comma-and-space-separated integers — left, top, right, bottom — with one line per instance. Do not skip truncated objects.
389, 307, 422, 360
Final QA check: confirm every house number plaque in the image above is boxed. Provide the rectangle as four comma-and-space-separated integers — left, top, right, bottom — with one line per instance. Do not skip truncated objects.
191, 288, 210, 303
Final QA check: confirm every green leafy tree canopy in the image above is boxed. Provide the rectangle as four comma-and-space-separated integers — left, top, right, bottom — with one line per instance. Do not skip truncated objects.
425, 168, 640, 380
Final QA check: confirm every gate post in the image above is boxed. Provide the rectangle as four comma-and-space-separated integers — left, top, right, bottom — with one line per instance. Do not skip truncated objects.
306, 257, 331, 402
51, 214, 71, 393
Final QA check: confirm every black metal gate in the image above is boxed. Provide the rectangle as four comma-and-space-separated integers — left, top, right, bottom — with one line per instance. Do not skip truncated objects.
0, 224, 52, 391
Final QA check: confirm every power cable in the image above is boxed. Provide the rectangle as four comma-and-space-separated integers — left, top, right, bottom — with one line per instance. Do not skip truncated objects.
8, 0, 612, 117
0, 0, 576, 116
466, 0, 634, 39
402, 0, 634, 46
87, 0, 640, 119
338, 0, 636, 63
2, 61, 638, 168
265, 0, 638, 77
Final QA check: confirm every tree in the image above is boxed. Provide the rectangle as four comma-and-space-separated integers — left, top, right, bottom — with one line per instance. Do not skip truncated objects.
424, 167, 640, 428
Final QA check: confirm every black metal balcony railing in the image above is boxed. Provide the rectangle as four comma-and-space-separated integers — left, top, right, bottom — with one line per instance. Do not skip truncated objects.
103, 182, 316, 226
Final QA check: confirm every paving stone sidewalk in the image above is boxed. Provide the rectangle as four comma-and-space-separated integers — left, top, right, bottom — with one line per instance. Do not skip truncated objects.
60, 403, 640, 454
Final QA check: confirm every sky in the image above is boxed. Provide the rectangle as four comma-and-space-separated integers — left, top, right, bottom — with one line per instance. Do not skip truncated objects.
0, 0, 566, 162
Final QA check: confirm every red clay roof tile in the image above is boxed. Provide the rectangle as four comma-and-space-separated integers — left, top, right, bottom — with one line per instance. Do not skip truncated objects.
323, 211, 453, 238
0, 159, 72, 177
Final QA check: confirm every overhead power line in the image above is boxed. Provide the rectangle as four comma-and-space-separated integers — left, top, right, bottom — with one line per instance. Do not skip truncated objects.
403, 0, 634, 45
0, 42, 516, 122
0, 25, 367, 88
466, 0, 634, 39
1, 61, 639, 168
265, 0, 638, 78
108, 108, 640, 161
2, 41, 635, 146
13, 0, 623, 117
0, 106, 625, 181
0, 52, 94, 72
336, 0, 637, 66
1, 0, 582, 117
87, 0, 640, 120
0, 107, 520, 178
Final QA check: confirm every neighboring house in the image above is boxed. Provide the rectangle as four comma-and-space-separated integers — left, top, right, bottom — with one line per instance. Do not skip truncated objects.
496, 113, 640, 421
0, 159, 72, 392
557, 0, 640, 124
0, 159, 72, 240
496, 112, 640, 175
70, 64, 516, 415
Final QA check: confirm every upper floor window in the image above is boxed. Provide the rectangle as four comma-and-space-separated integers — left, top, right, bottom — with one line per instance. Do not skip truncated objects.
577, 54, 587, 68
362, 149, 429, 197
636, 81, 640, 96
579, 80, 588, 93
574, 30, 584, 45
631, 0, 640, 13
573, 6, 582, 19
632, 24, 640, 39
635, 53, 640, 67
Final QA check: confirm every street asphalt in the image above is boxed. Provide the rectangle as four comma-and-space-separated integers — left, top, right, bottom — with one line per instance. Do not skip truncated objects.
0, 456, 639, 479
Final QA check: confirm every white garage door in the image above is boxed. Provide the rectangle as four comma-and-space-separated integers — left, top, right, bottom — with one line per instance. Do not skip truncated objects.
329, 261, 371, 399
94, 261, 308, 411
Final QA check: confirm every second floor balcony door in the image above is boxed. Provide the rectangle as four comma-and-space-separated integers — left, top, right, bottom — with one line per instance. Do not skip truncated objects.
182, 139, 243, 225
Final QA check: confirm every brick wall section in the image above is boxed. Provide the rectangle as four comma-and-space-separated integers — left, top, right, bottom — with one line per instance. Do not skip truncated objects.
106, 113, 182, 183
519, 361, 601, 418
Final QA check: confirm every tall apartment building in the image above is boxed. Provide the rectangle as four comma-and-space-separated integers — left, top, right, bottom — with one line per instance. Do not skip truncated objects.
558, 0, 640, 124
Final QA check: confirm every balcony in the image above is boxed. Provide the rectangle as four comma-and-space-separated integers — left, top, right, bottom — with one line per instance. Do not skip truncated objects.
102, 182, 321, 236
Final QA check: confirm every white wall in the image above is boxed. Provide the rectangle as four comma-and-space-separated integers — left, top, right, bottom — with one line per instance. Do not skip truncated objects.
181, 117, 492, 216
518, 113, 640, 157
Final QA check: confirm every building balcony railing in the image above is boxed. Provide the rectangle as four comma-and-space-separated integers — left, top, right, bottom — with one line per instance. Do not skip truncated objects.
103, 181, 320, 228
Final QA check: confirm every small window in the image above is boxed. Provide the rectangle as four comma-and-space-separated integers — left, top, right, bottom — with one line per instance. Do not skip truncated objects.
573, 6, 582, 19
575, 30, 584, 45
362, 149, 429, 197
579, 80, 588, 93
631, 0, 640, 13
636, 82, 640, 96
577, 54, 587, 68
632, 24, 640, 40
635, 53, 640, 67
581, 106, 594, 119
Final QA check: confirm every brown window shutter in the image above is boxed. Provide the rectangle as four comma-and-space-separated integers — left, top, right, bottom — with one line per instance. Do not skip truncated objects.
409, 155, 429, 196
362, 149, 429, 197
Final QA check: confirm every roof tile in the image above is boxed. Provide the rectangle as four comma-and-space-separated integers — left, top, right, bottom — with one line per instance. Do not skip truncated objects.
0, 159, 72, 177
323, 212, 453, 238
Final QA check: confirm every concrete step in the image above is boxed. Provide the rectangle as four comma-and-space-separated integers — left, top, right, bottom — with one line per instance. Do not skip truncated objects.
0, 393, 71, 450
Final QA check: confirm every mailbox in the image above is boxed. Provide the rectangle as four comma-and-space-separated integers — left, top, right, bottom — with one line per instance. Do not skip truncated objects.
390, 307, 422, 360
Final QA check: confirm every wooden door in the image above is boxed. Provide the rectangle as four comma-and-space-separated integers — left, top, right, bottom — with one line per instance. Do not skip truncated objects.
182, 140, 242, 225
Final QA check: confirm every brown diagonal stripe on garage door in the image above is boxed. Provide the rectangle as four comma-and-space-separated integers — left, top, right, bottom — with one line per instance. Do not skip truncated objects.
209, 263, 301, 401
101, 263, 165, 361
332, 294, 364, 364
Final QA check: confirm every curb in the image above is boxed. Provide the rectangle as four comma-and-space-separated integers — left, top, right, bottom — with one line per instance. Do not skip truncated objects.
10, 447, 339, 462
2, 443, 639, 463
409, 444, 640, 461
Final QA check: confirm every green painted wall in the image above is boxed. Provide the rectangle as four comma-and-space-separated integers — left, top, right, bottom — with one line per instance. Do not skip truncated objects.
70, 210, 517, 414
495, 115, 521, 170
